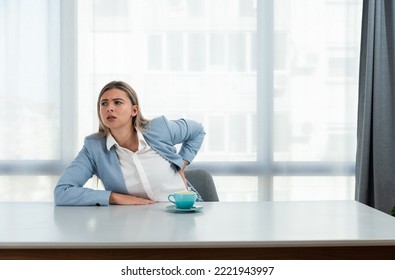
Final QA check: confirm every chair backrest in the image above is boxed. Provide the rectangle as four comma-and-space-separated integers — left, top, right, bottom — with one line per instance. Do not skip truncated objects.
185, 169, 219, 201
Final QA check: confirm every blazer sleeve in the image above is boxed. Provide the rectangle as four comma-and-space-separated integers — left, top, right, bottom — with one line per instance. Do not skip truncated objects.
54, 141, 111, 206
142, 116, 206, 169
166, 118, 206, 164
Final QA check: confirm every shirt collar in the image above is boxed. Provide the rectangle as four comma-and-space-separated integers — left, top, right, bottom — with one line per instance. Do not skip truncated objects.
106, 131, 148, 151
106, 133, 117, 151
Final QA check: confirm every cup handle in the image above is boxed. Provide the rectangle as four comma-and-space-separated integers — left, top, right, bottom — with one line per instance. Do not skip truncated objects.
168, 194, 176, 205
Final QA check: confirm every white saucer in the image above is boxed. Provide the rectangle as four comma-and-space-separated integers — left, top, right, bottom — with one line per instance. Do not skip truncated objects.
166, 205, 203, 213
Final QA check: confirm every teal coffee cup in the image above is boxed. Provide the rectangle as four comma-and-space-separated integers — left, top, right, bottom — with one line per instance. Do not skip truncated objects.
168, 191, 196, 209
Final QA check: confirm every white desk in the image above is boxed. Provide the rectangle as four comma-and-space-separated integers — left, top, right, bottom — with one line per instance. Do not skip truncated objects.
1, 201, 395, 259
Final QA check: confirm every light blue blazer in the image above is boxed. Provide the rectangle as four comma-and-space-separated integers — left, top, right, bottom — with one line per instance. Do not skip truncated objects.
54, 116, 205, 206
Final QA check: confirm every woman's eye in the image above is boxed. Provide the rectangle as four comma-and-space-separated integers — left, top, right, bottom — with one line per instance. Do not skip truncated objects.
115, 101, 123, 105
100, 101, 107, 106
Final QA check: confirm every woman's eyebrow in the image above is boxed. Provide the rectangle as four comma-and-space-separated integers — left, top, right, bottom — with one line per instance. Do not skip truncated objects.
100, 97, 125, 102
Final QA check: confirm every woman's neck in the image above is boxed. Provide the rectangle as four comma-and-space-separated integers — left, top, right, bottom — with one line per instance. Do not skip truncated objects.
111, 128, 139, 152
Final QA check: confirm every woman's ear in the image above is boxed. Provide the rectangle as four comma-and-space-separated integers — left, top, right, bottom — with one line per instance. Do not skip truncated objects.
131, 104, 139, 117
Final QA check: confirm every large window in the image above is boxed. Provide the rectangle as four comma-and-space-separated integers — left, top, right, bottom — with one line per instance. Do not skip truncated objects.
0, 0, 362, 202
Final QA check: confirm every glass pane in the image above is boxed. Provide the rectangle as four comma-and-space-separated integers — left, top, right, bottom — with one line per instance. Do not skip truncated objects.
273, 176, 355, 201
214, 176, 258, 202
0, 0, 60, 160
273, 0, 362, 162
0, 176, 59, 202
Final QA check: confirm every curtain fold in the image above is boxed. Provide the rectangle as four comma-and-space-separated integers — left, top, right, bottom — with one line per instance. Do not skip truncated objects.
356, 0, 395, 214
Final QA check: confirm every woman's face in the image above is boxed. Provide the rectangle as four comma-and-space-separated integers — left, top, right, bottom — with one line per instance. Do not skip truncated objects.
99, 88, 138, 133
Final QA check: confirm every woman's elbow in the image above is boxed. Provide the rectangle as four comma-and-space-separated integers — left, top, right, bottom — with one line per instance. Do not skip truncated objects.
53, 184, 70, 206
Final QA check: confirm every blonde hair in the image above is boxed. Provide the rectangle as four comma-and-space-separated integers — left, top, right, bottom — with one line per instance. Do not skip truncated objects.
97, 81, 150, 136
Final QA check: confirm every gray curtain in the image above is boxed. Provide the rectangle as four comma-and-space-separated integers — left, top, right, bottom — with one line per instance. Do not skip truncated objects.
356, 0, 395, 214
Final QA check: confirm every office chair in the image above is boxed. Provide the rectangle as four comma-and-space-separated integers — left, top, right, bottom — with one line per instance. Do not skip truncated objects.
185, 169, 219, 201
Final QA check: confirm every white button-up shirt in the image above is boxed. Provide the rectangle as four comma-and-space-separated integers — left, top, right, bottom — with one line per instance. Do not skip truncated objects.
107, 132, 186, 201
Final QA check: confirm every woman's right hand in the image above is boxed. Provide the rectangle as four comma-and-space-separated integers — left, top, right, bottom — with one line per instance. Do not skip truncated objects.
109, 192, 155, 205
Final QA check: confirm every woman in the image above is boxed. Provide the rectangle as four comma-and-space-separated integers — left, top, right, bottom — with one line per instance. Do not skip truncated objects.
54, 81, 205, 206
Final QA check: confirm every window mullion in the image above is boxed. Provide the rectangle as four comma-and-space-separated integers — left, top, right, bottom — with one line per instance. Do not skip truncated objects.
60, 0, 78, 167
